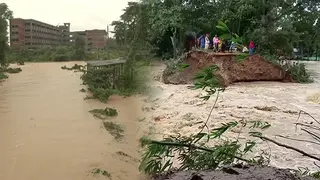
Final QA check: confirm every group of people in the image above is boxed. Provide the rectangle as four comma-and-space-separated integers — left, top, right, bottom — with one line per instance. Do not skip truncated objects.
197, 34, 226, 52
196, 33, 255, 55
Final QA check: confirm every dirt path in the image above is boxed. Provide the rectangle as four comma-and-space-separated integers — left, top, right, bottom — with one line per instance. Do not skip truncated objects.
0, 62, 145, 180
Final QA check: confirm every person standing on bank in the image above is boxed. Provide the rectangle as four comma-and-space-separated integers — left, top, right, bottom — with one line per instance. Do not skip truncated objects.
198, 34, 205, 49
213, 35, 219, 52
205, 34, 210, 49
249, 40, 255, 55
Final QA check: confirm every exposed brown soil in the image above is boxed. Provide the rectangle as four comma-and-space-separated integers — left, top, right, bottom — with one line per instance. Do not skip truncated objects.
163, 50, 294, 86
152, 165, 316, 180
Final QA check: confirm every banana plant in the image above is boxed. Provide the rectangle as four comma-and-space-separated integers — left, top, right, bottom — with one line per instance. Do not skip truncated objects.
216, 21, 243, 45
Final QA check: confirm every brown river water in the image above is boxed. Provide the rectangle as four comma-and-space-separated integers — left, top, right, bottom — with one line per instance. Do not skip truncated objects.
0, 61, 319, 180
0, 62, 146, 180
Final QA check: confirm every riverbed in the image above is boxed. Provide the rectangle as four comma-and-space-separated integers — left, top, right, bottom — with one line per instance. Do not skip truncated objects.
0, 62, 145, 180
143, 61, 320, 171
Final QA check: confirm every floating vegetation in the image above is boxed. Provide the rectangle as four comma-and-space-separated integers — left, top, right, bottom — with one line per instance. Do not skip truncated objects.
91, 168, 111, 179
89, 107, 118, 120
103, 121, 124, 141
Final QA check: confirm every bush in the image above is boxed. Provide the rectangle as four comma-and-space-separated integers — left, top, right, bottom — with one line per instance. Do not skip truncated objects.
288, 63, 313, 83
81, 62, 149, 102
0, 72, 8, 80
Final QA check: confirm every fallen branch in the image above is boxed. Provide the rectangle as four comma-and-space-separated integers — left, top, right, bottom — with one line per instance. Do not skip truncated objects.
301, 128, 320, 142
276, 135, 320, 146
297, 110, 320, 125
253, 135, 320, 162
294, 123, 320, 131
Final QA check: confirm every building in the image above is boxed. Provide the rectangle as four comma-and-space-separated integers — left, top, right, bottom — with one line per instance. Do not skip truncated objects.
58, 23, 71, 45
9, 18, 107, 51
71, 30, 107, 51
10, 18, 70, 49
85, 29, 107, 51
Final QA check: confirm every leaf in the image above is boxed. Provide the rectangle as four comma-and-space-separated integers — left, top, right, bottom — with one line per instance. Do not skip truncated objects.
201, 95, 211, 101
249, 131, 263, 137
211, 122, 238, 139
219, 33, 232, 41
216, 25, 228, 32
178, 63, 189, 71
217, 21, 230, 32
243, 141, 256, 154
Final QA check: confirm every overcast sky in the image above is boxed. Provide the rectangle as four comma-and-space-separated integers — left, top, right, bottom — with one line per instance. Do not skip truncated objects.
3, 0, 133, 32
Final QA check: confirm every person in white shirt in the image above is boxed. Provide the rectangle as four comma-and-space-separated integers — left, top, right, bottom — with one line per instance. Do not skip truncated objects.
205, 34, 210, 49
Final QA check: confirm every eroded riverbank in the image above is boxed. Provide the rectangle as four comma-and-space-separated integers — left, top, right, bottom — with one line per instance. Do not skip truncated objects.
143, 61, 320, 171
0, 62, 145, 180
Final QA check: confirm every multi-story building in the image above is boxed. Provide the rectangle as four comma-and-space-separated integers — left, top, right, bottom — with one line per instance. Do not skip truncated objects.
71, 30, 107, 51
85, 30, 107, 51
58, 23, 71, 45
10, 18, 69, 49
10, 18, 107, 51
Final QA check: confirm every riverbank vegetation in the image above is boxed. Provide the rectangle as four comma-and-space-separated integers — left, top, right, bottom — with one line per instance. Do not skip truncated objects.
106, 0, 320, 179
5, 38, 126, 63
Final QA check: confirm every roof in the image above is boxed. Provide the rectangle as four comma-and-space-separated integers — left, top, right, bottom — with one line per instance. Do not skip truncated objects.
86, 59, 126, 66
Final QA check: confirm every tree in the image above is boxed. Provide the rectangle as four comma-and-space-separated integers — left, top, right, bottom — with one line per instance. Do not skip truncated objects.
0, 3, 13, 67
112, 0, 319, 60
73, 35, 86, 60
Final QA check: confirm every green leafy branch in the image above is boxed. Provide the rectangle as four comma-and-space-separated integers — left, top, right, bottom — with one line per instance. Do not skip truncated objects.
139, 120, 272, 175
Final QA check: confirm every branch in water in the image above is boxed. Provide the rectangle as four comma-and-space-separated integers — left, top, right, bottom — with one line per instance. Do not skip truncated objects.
276, 135, 320, 146
254, 135, 320, 162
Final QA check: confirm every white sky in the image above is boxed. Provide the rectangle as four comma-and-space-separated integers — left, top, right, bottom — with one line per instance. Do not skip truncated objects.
2, 0, 133, 32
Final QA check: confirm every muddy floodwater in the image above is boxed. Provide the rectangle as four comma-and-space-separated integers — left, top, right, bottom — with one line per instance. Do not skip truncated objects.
0, 62, 145, 180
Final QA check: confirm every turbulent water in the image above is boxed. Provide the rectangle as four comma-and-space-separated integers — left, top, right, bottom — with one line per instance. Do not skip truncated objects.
144, 61, 320, 171
0, 62, 145, 180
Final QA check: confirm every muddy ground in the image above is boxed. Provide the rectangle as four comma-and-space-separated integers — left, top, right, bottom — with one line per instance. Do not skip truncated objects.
163, 50, 294, 86
152, 165, 316, 180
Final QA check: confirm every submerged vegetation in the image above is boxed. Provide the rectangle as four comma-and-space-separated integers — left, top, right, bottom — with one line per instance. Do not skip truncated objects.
103, 121, 124, 141
89, 107, 118, 120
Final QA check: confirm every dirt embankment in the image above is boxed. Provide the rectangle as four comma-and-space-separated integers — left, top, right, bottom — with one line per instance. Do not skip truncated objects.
163, 50, 294, 86
152, 165, 316, 180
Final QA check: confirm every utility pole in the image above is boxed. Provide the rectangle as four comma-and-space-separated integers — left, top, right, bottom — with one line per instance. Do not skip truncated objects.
107, 25, 110, 59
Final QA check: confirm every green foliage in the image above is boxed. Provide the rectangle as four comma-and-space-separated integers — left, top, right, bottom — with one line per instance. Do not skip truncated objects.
0, 71, 7, 80
288, 63, 313, 83
80, 62, 148, 102
81, 68, 117, 102
0, 67, 22, 74
91, 168, 112, 179
0, 3, 13, 67
103, 121, 124, 141
89, 107, 118, 120
61, 64, 85, 72
113, 0, 320, 59
235, 53, 249, 62
139, 121, 271, 175
191, 65, 224, 100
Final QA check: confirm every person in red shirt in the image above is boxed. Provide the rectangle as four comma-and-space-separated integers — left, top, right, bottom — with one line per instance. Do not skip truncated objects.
249, 41, 255, 55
